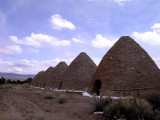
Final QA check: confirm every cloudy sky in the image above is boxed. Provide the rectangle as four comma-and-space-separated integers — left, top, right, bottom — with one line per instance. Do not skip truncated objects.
0, 0, 160, 74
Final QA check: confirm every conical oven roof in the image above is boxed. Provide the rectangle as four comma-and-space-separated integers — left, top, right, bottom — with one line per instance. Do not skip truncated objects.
62, 52, 97, 90
89, 36, 160, 96
31, 71, 45, 87
45, 62, 68, 89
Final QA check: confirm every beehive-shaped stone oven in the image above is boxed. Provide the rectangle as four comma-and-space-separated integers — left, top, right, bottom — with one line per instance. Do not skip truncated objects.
31, 71, 45, 87
61, 52, 97, 90
88, 36, 160, 96
37, 66, 54, 88
45, 62, 68, 89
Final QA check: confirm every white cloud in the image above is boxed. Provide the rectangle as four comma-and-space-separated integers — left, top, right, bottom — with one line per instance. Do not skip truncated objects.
0, 55, 101, 74
49, 14, 76, 30
0, 45, 22, 54
152, 23, 160, 29
152, 23, 160, 33
72, 38, 86, 44
10, 33, 70, 47
0, 56, 101, 74
92, 57, 101, 66
154, 57, 160, 69
91, 34, 117, 48
132, 23, 160, 46
1, 55, 159, 74
114, 0, 131, 6
10, 36, 23, 44
0, 58, 74, 74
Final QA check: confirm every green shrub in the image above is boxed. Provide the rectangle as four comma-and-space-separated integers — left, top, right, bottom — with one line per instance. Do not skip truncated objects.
17, 80, 23, 84
24, 77, 32, 84
92, 97, 112, 112
104, 97, 154, 120
0, 77, 6, 85
11, 80, 17, 84
58, 94, 68, 104
7, 79, 12, 84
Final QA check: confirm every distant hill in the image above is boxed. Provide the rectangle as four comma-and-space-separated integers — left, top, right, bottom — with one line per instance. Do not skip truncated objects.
0, 72, 35, 80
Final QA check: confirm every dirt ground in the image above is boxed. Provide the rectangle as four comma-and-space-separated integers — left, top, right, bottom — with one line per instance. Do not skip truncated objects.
0, 84, 105, 120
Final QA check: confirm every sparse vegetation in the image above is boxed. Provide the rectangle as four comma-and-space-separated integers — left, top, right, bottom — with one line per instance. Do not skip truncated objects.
6, 80, 17, 84
90, 93, 160, 120
0, 113, 22, 120
1, 83, 160, 120
32, 112, 45, 120
58, 94, 69, 104
16, 80, 22, 84
25, 77, 32, 84
34, 90, 43, 95
104, 97, 156, 120
84, 87, 88, 92
141, 93, 160, 110
154, 109, 160, 120
2, 77, 33, 85
0, 84, 12, 89
44, 92, 55, 99
6, 79, 12, 84
0, 77, 6, 85
92, 97, 112, 112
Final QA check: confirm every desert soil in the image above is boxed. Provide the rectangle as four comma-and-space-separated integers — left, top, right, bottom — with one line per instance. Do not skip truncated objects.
0, 84, 105, 120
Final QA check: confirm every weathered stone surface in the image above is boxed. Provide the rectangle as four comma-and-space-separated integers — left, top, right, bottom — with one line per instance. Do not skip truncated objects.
88, 36, 160, 96
38, 66, 54, 88
45, 62, 68, 89
62, 52, 97, 90
31, 71, 45, 86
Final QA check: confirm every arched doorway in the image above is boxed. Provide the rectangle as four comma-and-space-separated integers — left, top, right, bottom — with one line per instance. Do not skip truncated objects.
36, 82, 38, 86
44, 82, 46, 88
93, 80, 101, 95
59, 81, 62, 89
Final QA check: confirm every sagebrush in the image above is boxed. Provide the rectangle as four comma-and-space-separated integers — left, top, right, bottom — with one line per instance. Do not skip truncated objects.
104, 97, 155, 120
58, 94, 68, 104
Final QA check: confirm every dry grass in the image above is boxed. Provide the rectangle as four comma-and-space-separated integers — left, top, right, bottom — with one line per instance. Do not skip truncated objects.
0, 85, 12, 89
58, 94, 69, 104
140, 93, 160, 110
104, 97, 155, 120
0, 85, 103, 120
32, 89, 56, 99
84, 87, 88, 92
44, 92, 55, 99
92, 97, 112, 112
32, 112, 45, 120
102, 90, 114, 97
23, 84, 30, 88
0, 113, 22, 120
34, 90, 43, 95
